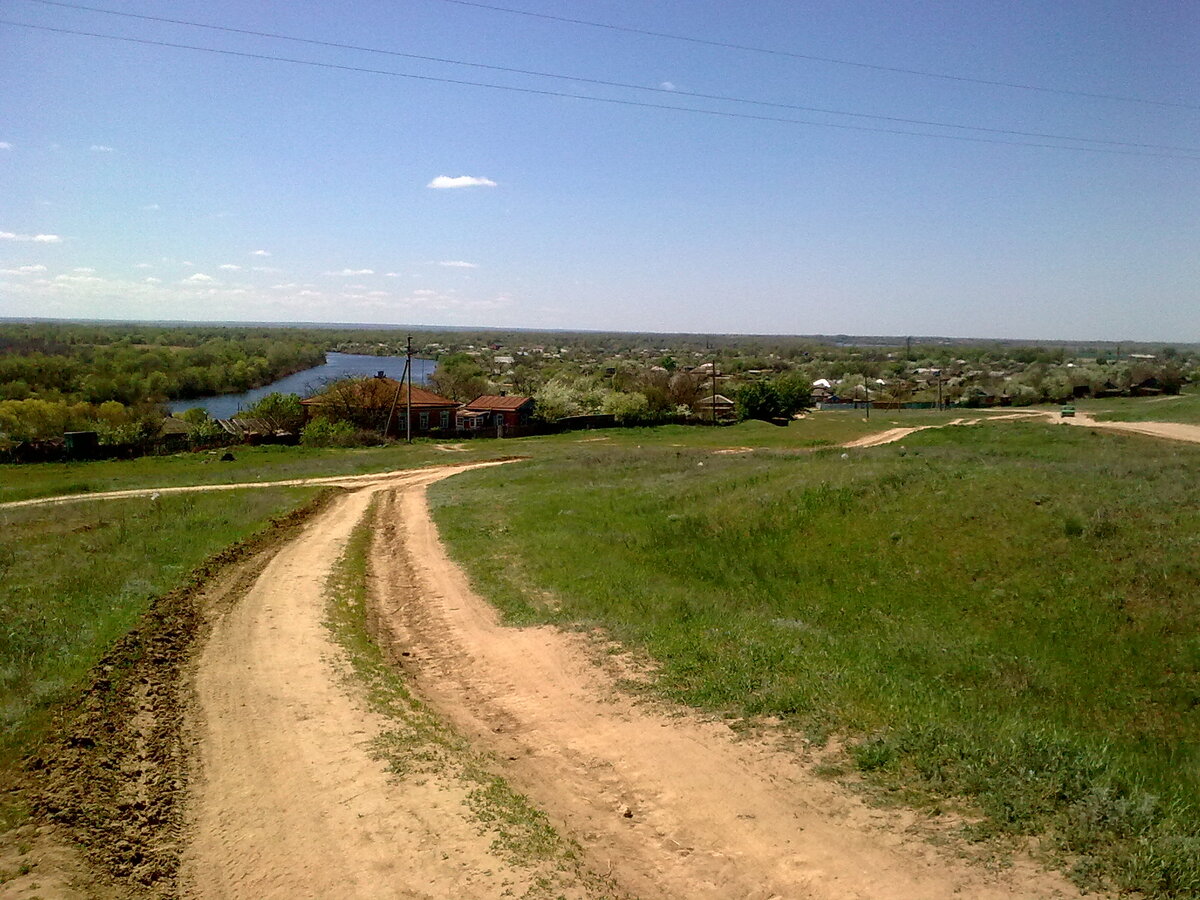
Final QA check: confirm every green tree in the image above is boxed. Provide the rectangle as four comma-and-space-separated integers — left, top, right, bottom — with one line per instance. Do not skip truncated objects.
773, 373, 812, 415
602, 391, 650, 425
532, 379, 583, 422
428, 353, 489, 402
245, 392, 306, 432
735, 382, 784, 421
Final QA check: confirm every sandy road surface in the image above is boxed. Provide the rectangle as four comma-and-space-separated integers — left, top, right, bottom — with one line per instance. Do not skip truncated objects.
840, 417, 988, 448
0, 461, 511, 511
10, 408, 1197, 513
1058, 411, 1200, 443
373, 479, 1089, 900
179, 463, 571, 900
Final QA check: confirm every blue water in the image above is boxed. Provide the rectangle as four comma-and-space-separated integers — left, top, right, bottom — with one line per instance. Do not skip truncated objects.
168, 352, 435, 419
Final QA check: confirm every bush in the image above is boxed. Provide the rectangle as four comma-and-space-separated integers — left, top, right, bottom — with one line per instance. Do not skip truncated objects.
301, 419, 379, 448
602, 391, 651, 425
244, 392, 305, 433
735, 382, 785, 421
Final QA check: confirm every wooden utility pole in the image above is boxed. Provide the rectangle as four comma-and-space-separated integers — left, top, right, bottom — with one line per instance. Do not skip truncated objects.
405, 334, 413, 444
712, 362, 718, 425
384, 368, 406, 439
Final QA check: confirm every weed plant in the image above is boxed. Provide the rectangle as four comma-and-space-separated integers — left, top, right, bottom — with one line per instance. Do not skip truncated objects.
431, 422, 1200, 897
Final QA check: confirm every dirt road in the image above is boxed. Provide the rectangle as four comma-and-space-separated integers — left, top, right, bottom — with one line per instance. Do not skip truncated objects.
367, 476, 1087, 900
171, 459, 1093, 899
1058, 411, 1200, 443
0, 464, 491, 511
34, 410, 1200, 896
177, 464, 591, 900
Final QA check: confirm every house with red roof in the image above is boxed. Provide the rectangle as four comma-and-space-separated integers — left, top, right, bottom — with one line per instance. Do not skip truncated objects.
300, 376, 460, 436
458, 394, 535, 437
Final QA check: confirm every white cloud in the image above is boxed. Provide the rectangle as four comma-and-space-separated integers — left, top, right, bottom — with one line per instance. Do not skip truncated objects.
251, 265, 281, 273
181, 260, 194, 267
327, 268, 374, 276
90, 144, 116, 153
427, 175, 497, 189
72, 267, 95, 273
219, 264, 242, 271
185, 273, 214, 282
0, 231, 62, 243
660, 81, 676, 91
0, 264, 48, 275
134, 262, 153, 269
142, 203, 160, 211
144, 277, 161, 284
438, 260, 478, 268
250, 249, 271, 257
0, 142, 12, 150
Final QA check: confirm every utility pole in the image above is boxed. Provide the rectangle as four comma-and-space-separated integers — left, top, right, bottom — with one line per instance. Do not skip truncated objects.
405, 334, 413, 444
384, 370, 405, 439
712, 361, 718, 425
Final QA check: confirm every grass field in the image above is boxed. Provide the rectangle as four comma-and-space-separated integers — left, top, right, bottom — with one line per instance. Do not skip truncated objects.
430, 422, 1200, 897
0, 486, 320, 765
1085, 390, 1200, 425
0, 410, 964, 504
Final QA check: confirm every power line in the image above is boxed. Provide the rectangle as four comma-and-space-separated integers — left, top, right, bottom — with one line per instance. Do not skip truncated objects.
17, 0, 1200, 154
4, 19, 1199, 161
434, 0, 1199, 112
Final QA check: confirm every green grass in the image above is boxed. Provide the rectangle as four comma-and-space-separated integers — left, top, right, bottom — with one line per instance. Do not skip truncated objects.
0, 409, 966, 504
0, 441, 503, 504
430, 422, 1200, 897
1083, 390, 1200, 425
0, 486, 319, 762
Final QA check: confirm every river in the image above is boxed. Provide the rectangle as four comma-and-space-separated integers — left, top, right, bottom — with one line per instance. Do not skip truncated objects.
168, 352, 436, 419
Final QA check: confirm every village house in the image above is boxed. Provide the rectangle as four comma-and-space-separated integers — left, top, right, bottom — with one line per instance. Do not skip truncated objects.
458, 394, 535, 436
300, 375, 460, 436
694, 393, 737, 422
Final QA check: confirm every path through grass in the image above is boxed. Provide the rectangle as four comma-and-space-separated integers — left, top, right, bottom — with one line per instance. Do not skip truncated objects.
431, 422, 1200, 897
0, 486, 319, 763
0, 410, 965, 504
1084, 390, 1200, 425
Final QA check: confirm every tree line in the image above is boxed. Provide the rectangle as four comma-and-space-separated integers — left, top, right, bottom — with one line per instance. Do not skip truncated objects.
0, 322, 325, 445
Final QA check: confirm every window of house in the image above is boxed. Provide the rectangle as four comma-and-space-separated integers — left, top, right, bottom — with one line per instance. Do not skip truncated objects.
441, 410, 450, 427
419, 411, 429, 430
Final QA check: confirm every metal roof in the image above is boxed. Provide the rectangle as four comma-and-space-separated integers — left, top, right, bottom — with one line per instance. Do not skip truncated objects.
465, 395, 534, 411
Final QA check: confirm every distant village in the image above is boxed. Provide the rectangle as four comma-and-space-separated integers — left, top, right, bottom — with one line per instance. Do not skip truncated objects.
0, 321, 1194, 461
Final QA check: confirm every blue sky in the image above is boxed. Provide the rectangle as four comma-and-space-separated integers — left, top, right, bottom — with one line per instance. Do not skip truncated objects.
1, 0, 1197, 340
